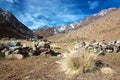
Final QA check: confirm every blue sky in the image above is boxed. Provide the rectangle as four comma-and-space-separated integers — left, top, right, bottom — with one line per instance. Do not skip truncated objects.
0, 0, 120, 29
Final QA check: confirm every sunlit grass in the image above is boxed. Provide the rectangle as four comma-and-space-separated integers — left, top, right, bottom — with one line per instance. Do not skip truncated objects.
60, 48, 97, 77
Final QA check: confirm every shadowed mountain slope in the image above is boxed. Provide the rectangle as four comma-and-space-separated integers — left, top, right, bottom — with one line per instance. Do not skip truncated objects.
0, 8, 35, 39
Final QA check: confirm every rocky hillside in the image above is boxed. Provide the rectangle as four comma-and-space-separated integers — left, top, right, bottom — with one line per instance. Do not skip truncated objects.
0, 8, 35, 39
49, 8, 120, 42
34, 8, 118, 37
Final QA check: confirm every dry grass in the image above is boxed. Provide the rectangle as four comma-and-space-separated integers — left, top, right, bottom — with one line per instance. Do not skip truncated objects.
0, 40, 120, 80
60, 48, 97, 77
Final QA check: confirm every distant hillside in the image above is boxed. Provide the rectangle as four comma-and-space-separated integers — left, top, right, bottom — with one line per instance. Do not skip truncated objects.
34, 8, 118, 37
33, 27, 54, 38
54, 8, 118, 34
49, 8, 120, 42
0, 8, 35, 39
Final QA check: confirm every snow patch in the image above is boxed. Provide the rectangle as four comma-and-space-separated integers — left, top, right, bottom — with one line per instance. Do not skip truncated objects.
70, 24, 75, 29
58, 26, 66, 32
98, 10, 108, 16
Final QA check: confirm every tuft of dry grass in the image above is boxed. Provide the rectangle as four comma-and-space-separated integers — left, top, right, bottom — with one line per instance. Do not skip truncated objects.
60, 48, 97, 77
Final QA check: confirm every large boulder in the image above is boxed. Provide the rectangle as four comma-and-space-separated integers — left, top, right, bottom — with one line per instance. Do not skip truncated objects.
39, 41, 45, 47
6, 54, 23, 60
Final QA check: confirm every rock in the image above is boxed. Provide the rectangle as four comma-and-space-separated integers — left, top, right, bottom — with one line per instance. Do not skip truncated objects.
1, 48, 7, 53
18, 48, 29, 57
110, 40, 117, 45
32, 46, 36, 51
13, 54, 23, 59
29, 49, 37, 56
28, 52, 33, 56
9, 46, 21, 51
106, 50, 113, 53
7, 41, 17, 47
94, 60, 110, 69
79, 41, 86, 47
101, 67, 115, 74
5, 50, 11, 56
6, 54, 23, 60
92, 42, 99, 48
39, 41, 45, 47
113, 46, 119, 53
94, 48, 99, 53
98, 50, 105, 55
116, 41, 120, 47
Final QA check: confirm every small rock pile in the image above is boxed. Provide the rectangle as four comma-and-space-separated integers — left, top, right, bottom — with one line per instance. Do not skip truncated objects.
0, 40, 57, 60
74, 40, 120, 55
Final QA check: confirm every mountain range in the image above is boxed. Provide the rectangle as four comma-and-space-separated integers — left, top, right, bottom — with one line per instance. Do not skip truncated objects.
34, 8, 118, 37
0, 8, 119, 40
49, 8, 120, 42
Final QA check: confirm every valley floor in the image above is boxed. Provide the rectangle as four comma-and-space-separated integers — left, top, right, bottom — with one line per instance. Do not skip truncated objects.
0, 40, 120, 80
0, 53, 120, 80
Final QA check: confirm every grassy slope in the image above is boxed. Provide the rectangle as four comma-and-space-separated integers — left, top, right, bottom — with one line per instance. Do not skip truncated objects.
49, 9, 120, 42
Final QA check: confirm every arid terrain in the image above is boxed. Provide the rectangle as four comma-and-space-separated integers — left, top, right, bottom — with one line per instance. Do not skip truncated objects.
0, 39, 120, 80
0, 7, 120, 80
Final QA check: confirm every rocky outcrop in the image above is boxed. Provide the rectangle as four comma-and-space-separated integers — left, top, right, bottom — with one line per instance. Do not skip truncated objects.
0, 40, 60, 60
76, 40, 120, 55
0, 8, 35, 39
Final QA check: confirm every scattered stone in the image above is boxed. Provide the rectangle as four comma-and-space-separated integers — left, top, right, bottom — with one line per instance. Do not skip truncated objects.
113, 46, 119, 53
98, 50, 105, 55
106, 50, 113, 53
7, 41, 17, 47
5, 50, 11, 56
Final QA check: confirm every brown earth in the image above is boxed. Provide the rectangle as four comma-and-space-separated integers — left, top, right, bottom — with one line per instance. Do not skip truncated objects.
0, 40, 120, 80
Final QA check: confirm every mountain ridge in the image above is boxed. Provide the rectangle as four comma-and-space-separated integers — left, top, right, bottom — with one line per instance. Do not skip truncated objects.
49, 8, 120, 42
34, 8, 118, 37
0, 8, 35, 39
